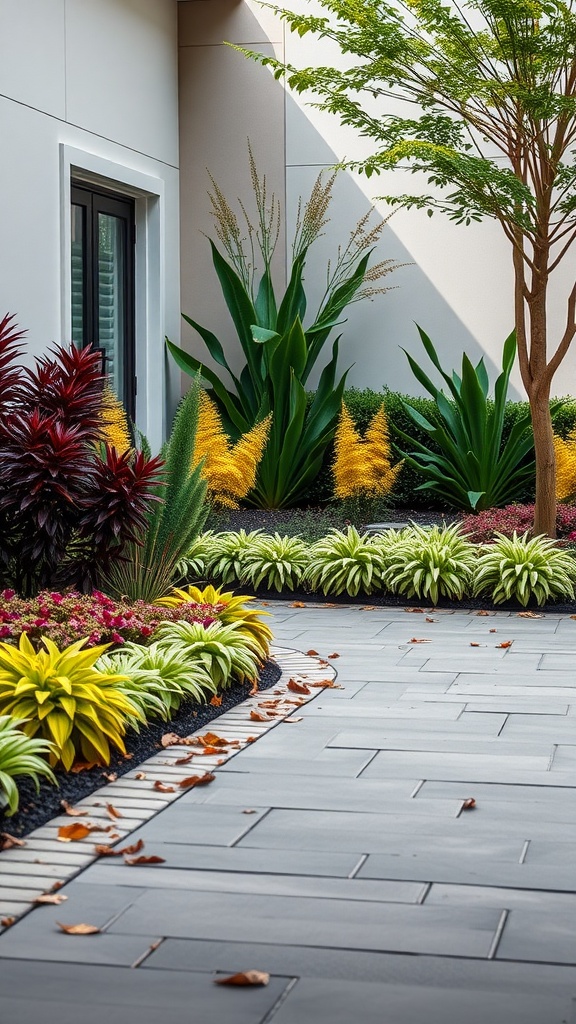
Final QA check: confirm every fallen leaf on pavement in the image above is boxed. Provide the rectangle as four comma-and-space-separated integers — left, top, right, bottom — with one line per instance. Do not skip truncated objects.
56, 922, 101, 935
135, 772, 147, 780
124, 855, 165, 866
476, 610, 491, 616
120, 839, 145, 856
179, 773, 216, 789
1, 917, 16, 927
489, 628, 497, 633
283, 717, 303, 723
249, 679, 259, 696
287, 679, 310, 694
102, 772, 117, 782
70, 761, 99, 773
246, 736, 257, 743
174, 753, 196, 765
250, 710, 271, 722
327, 652, 340, 659
94, 844, 121, 857
462, 798, 476, 810
405, 607, 424, 613
425, 617, 437, 623
290, 602, 306, 608
60, 800, 88, 817
518, 610, 543, 618
215, 971, 270, 987
210, 695, 222, 706
57, 823, 101, 842
153, 781, 175, 793
242, 809, 257, 814
0, 833, 26, 850
106, 803, 123, 820
199, 733, 229, 747
161, 732, 182, 747
34, 893, 68, 905
309, 680, 343, 689
495, 641, 513, 648
305, 649, 319, 656
409, 638, 432, 644
360, 606, 376, 611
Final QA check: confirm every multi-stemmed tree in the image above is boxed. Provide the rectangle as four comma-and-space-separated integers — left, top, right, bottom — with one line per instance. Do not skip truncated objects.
243, 0, 576, 535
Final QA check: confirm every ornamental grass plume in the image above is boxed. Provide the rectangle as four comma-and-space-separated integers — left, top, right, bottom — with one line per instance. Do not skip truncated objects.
554, 428, 576, 503
192, 391, 271, 508
333, 402, 402, 500
98, 386, 132, 453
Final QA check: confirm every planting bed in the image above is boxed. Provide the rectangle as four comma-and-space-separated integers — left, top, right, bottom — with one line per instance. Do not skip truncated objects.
0, 658, 280, 839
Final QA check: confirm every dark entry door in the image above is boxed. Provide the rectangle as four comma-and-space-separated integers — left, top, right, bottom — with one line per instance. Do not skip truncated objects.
71, 183, 136, 419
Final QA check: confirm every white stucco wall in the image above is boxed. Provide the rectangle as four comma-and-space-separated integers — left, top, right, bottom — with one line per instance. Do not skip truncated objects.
0, 0, 181, 446
178, 0, 576, 402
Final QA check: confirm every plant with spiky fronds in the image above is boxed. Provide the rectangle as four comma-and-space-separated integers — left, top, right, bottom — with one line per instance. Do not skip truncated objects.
102, 377, 209, 602
240, 533, 310, 592
473, 532, 576, 606
167, 147, 401, 508
0, 716, 56, 815
154, 620, 262, 689
192, 391, 271, 509
204, 530, 264, 584
382, 523, 477, 604
97, 642, 218, 721
155, 583, 273, 660
306, 526, 387, 596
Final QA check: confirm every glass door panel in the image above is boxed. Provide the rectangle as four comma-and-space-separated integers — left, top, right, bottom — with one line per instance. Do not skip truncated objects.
71, 203, 85, 348
98, 212, 126, 401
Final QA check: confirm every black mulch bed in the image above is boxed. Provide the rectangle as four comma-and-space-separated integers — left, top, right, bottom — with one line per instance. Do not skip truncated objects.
1, 658, 281, 840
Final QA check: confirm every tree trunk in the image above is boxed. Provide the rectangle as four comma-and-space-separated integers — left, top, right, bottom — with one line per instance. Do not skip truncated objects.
530, 383, 557, 537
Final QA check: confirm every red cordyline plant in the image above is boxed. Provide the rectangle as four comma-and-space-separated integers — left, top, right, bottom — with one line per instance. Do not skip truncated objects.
461, 504, 576, 544
0, 314, 164, 595
0, 589, 221, 650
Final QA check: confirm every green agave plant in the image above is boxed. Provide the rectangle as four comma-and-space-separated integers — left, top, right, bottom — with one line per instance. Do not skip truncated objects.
397, 329, 549, 511
175, 530, 216, 582
0, 716, 56, 816
305, 526, 387, 596
205, 530, 264, 584
154, 620, 262, 689
473, 532, 576, 606
167, 153, 399, 508
98, 642, 218, 720
240, 533, 310, 592
382, 523, 476, 604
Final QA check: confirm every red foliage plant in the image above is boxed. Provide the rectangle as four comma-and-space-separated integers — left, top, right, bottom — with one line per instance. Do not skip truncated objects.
0, 314, 164, 595
0, 589, 221, 649
461, 503, 576, 543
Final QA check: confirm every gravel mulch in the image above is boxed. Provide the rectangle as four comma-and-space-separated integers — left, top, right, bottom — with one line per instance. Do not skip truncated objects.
0, 658, 281, 840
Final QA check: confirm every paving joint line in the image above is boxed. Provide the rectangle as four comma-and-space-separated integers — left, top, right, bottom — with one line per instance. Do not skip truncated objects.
0, 645, 335, 929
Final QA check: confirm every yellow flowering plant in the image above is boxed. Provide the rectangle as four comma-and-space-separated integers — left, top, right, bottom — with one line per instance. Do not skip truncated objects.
333, 402, 402, 517
192, 391, 271, 509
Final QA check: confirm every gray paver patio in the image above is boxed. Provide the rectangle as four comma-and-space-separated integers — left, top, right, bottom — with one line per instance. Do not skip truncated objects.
1, 601, 576, 1022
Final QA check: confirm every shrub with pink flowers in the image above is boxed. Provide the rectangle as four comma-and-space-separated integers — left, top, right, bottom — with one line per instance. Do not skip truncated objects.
461, 504, 576, 543
0, 589, 221, 650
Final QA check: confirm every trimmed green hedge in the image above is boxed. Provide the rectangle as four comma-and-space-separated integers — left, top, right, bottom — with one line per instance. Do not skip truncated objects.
302, 388, 576, 510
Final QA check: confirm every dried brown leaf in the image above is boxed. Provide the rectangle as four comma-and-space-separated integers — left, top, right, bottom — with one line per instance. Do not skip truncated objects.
119, 839, 145, 856
309, 680, 343, 689
327, 652, 340, 659
0, 832, 26, 850
469, 642, 485, 648
476, 610, 491, 616
405, 607, 424, 613
34, 893, 68, 905
135, 772, 147, 780
153, 781, 175, 793
250, 710, 271, 722
94, 844, 122, 857
200, 733, 229, 747
289, 601, 306, 608
409, 638, 432, 644
174, 752, 196, 766
179, 772, 216, 789
287, 679, 311, 694
283, 717, 303, 723
57, 823, 94, 842
70, 761, 99, 773
425, 617, 437, 623
123, 855, 165, 866
242, 809, 257, 815
161, 732, 182, 747
215, 970, 270, 987
210, 695, 223, 706
305, 649, 319, 656
518, 610, 543, 618
102, 772, 117, 783
496, 641, 513, 649
106, 803, 123, 820
360, 606, 376, 611
249, 679, 259, 696
56, 922, 101, 935
60, 800, 88, 817
1, 917, 16, 927
462, 798, 477, 810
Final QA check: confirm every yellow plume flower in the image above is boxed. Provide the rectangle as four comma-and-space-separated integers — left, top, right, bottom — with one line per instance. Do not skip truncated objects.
192, 391, 271, 508
554, 427, 576, 501
98, 386, 132, 453
333, 402, 402, 499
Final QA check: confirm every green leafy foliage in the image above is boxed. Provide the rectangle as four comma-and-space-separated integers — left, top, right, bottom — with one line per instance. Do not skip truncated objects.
240, 534, 310, 592
103, 378, 209, 602
473, 532, 576, 606
381, 523, 477, 604
97, 642, 218, 722
167, 153, 399, 508
0, 715, 56, 815
154, 620, 262, 689
0, 634, 139, 769
397, 329, 538, 511
204, 530, 264, 584
305, 526, 387, 596
155, 584, 273, 660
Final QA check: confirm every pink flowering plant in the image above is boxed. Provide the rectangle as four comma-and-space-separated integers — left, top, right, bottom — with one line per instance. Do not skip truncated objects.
461, 504, 576, 544
0, 589, 220, 650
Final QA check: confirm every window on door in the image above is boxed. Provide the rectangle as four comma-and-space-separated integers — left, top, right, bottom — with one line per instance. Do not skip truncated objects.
71, 183, 136, 419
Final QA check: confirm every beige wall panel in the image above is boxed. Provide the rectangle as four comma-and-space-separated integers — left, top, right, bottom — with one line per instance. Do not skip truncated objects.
179, 0, 282, 46
66, 0, 179, 164
178, 34, 286, 380
0, 0, 66, 118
